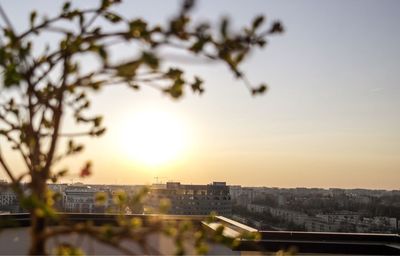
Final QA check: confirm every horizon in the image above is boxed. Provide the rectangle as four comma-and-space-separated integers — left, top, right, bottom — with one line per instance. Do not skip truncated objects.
2, 180, 397, 191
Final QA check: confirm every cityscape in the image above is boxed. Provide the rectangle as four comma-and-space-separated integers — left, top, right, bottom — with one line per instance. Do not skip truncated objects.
1, 180, 399, 234
0, 0, 399, 254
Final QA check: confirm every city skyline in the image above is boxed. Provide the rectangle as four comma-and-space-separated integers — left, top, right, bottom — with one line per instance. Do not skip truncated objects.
1, 0, 399, 189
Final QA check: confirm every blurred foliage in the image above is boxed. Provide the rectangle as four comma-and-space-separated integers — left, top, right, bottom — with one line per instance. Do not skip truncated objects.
54, 244, 85, 256
0, 0, 282, 254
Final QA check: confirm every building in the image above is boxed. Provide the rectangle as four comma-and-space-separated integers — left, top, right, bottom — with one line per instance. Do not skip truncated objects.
229, 185, 242, 202
247, 204, 308, 227
62, 184, 112, 213
0, 181, 21, 213
231, 187, 256, 206
316, 211, 361, 224
145, 182, 232, 216
305, 218, 341, 232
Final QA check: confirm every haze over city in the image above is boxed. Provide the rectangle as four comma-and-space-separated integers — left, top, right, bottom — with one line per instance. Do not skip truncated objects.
1, 0, 400, 189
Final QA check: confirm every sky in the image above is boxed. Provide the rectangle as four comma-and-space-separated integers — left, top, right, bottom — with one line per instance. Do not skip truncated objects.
1, 0, 400, 189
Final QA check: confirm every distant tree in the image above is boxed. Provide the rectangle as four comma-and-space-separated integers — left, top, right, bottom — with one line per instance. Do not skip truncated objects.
0, 0, 283, 254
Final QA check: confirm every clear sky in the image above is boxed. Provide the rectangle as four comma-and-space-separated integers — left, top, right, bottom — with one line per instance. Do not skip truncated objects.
1, 0, 400, 189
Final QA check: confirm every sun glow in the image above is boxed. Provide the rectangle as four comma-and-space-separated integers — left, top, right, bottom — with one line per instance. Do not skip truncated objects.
119, 109, 188, 167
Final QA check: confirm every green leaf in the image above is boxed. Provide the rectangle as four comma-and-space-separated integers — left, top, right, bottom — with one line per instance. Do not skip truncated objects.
113, 190, 127, 205
195, 242, 209, 255
141, 52, 159, 70
42, 118, 53, 129
100, 225, 114, 241
235, 53, 244, 65
57, 169, 68, 177
91, 127, 106, 136
0, 48, 6, 65
165, 78, 185, 99
256, 38, 266, 47
220, 18, 229, 38
128, 83, 140, 90
100, 0, 121, 10
74, 145, 84, 153
165, 68, 183, 79
128, 19, 147, 37
130, 217, 142, 229
116, 61, 141, 77
252, 15, 264, 29
4, 64, 22, 87
93, 116, 103, 127
251, 84, 268, 96
159, 198, 171, 213
189, 39, 207, 53
98, 46, 108, 62
20, 195, 40, 210
67, 140, 84, 154
104, 12, 122, 23
62, 2, 71, 12
269, 21, 284, 34
54, 244, 84, 256
191, 76, 204, 94
95, 192, 108, 206
30, 11, 37, 27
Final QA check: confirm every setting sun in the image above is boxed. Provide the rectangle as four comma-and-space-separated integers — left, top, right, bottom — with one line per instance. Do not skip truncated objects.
119, 109, 188, 167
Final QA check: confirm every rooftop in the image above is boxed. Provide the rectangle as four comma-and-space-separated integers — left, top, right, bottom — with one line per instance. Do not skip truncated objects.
0, 213, 399, 255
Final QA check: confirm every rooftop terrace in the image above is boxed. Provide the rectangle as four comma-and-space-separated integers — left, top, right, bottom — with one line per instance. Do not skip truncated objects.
0, 213, 399, 255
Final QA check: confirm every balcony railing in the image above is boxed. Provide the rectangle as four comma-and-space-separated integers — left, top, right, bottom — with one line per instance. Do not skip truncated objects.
0, 213, 399, 255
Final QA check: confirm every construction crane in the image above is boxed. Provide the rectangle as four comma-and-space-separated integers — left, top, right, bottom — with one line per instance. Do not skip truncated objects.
153, 176, 167, 184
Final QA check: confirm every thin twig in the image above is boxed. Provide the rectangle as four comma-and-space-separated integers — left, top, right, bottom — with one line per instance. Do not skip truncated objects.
0, 4, 15, 32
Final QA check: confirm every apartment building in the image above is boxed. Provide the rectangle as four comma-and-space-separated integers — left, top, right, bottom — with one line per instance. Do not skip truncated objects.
63, 184, 112, 213
145, 182, 232, 216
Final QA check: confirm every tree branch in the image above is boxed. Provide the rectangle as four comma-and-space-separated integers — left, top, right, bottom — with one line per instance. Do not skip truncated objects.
0, 4, 15, 32
0, 126, 32, 170
43, 54, 69, 177
0, 146, 17, 184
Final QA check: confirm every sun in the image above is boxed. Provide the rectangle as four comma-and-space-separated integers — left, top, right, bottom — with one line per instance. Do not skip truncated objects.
119, 109, 188, 167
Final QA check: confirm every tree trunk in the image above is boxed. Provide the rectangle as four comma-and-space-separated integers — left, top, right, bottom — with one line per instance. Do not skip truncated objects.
29, 176, 47, 255
29, 213, 46, 255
